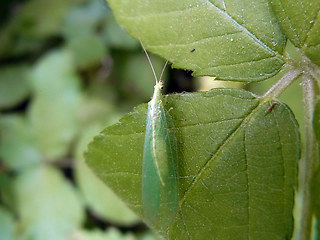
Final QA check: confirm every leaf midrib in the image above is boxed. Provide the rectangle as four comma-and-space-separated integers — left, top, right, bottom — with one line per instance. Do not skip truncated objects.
206, 0, 282, 58
177, 100, 263, 221
118, 0, 283, 59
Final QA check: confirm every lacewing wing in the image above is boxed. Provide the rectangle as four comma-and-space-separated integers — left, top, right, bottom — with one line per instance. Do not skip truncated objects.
141, 45, 178, 228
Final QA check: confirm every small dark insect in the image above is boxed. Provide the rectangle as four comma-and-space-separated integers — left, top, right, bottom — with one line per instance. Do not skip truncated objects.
190, 48, 196, 52
265, 102, 278, 112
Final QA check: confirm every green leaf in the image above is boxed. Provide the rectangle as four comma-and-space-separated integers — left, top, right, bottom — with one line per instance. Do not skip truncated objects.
0, 65, 30, 109
0, 115, 42, 170
66, 35, 106, 69
0, 174, 15, 210
75, 124, 140, 226
107, 0, 286, 81
0, 207, 15, 240
102, 10, 139, 50
62, 0, 106, 39
86, 89, 300, 239
112, 52, 166, 105
269, 0, 320, 66
14, 166, 84, 240
17, 0, 72, 39
0, 0, 72, 58
28, 49, 82, 160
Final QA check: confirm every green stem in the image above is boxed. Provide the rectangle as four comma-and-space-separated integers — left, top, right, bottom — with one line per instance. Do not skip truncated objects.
262, 67, 301, 99
297, 73, 317, 240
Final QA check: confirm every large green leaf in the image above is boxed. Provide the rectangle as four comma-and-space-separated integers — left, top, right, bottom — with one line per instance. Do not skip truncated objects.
86, 89, 300, 239
269, 0, 320, 66
14, 166, 84, 240
107, 0, 286, 81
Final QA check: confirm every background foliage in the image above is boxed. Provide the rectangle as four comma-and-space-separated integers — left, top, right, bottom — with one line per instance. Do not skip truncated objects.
0, 0, 165, 239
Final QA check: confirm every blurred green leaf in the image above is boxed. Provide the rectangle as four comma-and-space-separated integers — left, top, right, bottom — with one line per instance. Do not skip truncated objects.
107, 0, 286, 81
137, 232, 159, 240
77, 94, 120, 127
0, 115, 42, 170
62, 0, 106, 39
86, 89, 300, 239
71, 227, 141, 240
17, 0, 72, 39
67, 35, 106, 69
0, 65, 30, 109
75, 93, 139, 225
0, 24, 43, 58
75, 124, 139, 226
269, 0, 320, 66
113, 52, 166, 105
103, 11, 139, 50
14, 165, 84, 240
28, 49, 82, 160
0, 0, 75, 58
0, 174, 15, 210
0, 207, 15, 240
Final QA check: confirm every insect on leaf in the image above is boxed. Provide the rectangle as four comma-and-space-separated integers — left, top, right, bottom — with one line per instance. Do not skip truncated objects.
86, 88, 300, 239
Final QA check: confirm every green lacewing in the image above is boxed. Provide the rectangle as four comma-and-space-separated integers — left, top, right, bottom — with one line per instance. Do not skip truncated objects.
141, 44, 178, 228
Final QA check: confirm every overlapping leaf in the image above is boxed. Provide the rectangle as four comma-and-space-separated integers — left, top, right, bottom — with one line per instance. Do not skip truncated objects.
86, 89, 300, 239
107, 0, 286, 81
269, 0, 320, 66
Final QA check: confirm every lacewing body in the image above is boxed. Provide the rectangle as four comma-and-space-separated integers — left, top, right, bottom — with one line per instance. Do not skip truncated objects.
141, 46, 178, 227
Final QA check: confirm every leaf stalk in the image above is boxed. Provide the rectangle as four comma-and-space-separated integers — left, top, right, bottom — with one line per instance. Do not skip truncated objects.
262, 66, 301, 99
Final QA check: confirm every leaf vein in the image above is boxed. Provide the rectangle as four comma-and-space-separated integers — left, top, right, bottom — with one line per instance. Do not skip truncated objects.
178, 101, 261, 221
201, 55, 280, 70
206, 0, 280, 56
303, 8, 320, 48
149, 31, 243, 48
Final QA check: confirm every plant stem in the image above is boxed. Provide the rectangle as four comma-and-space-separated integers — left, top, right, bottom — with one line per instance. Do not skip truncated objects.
263, 67, 301, 99
297, 73, 318, 240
